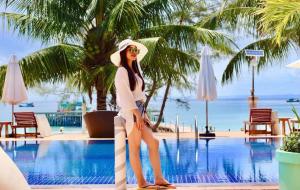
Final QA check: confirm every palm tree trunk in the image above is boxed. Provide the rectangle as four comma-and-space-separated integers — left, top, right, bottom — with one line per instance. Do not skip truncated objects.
153, 79, 171, 130
144, 77, 157, 109
93, 1, 112, 110
95, 75, 107, 110
96, 0, 104, 26
110, 87, 117, 110
96, 89, 107, 110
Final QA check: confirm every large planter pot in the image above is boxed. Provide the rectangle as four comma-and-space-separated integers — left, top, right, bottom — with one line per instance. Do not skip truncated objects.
276, 149, 300, 190
84, 111, 118, 138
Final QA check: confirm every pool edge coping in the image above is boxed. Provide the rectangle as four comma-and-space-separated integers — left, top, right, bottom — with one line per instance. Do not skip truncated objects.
31, 182, 279, 189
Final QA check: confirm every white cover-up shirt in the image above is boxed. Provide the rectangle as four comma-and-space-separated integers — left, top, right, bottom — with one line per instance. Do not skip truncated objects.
114, 67, 146, 134
115, 67, 146, 109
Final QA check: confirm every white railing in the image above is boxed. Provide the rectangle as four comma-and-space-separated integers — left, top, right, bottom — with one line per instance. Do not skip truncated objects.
114, 116, 127, 190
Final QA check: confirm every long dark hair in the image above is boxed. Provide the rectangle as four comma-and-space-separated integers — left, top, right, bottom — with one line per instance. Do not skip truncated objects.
120, 47, 145, 91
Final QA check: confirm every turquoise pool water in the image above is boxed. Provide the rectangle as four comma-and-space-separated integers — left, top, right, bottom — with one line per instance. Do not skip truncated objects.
0, 138, 280, 185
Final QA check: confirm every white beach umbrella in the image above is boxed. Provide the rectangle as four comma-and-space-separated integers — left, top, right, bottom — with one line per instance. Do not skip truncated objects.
286, 59, 300, 69
1, 55, 28, 123
196, 46, 217, 136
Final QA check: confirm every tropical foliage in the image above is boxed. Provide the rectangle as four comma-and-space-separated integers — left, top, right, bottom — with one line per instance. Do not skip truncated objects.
258, 0, 300, 45
197, 0, 299, 85
0, 0, 233, 117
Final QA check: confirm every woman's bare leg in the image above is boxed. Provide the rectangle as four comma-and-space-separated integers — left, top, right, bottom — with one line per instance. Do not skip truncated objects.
141, 127, 172, 186
127, 125, 147, 187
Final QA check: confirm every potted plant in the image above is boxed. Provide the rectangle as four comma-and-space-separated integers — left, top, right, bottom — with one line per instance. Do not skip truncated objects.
84, 110, 118, 138
276, 106, 300, 190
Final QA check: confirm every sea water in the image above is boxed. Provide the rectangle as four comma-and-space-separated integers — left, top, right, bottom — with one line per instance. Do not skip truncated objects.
152, 97, 300, 131
0, 97, 299, 132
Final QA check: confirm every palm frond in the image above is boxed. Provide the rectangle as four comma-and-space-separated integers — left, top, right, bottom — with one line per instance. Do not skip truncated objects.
0, 12, 86, 43
140, 0, 186, 27
138, 25, 236, 54
1, 0, 90, 43
196, 27, 236, 55
0, 66, 7, 98
198, 0, 261, 34
257, 0, 300, 44
106, 0, 144, 36
20, 44, 84, 86
138, 37, 199, 81
68, 60, 117, 104
221, 37, 294, 84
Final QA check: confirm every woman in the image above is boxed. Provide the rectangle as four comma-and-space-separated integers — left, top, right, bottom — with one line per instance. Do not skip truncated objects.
111, 39, 176, 190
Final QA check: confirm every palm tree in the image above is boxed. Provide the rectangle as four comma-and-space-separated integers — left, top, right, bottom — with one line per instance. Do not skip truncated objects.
197, 0, 297, 85
0, 0, 233, 111
140, 1, 234, 129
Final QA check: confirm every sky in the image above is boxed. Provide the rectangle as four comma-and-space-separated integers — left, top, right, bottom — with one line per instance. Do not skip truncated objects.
0, 22, 300, 101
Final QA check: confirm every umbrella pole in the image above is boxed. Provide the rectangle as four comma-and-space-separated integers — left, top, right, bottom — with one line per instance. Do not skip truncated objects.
205, 100, 208, 134
206, 139, 209, 172
12, 104, 14, 125
199, 100, 216, 137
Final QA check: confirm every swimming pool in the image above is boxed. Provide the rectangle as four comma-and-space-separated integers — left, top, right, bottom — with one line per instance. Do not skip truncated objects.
0, 138, 280, 185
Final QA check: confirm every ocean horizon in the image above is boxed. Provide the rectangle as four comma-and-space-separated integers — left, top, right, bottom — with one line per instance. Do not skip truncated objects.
1, 94, 300, 132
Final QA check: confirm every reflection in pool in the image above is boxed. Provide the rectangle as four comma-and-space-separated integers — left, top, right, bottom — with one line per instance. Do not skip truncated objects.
0, 138, 280, 185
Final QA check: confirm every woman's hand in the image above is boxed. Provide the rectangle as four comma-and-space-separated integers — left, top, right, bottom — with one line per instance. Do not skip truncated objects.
132, 109, 144, 130
144, 113, 153, 128
136, 114, 144, 130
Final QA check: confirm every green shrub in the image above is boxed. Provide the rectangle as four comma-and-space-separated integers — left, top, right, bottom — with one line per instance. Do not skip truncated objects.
281, 132, 300, 153
292, 105, 300, 121
281, 106, 300, 153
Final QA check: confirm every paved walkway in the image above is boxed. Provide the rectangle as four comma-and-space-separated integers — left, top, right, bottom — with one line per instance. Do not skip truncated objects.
0, 131, 284, 141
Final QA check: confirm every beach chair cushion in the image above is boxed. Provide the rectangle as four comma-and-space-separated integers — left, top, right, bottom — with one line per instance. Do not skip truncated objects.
35, 114, 52, 137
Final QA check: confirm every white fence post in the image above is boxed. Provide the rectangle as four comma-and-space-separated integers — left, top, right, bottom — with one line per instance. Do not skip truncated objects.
176, 115, 179, 139
114, 116, 127, 190
194, 115, 198, 138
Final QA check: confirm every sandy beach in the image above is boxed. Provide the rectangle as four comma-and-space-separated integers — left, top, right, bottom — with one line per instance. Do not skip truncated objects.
0, 130, 284, 141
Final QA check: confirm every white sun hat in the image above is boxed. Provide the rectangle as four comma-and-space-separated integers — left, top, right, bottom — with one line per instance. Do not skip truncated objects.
110, 39, 148, 66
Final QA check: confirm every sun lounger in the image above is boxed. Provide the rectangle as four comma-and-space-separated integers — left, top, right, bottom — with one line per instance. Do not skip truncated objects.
12, 112, 39, 138
244, 108, 275, 135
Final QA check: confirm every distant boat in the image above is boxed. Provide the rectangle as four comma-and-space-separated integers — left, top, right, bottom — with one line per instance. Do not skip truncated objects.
287, 98, 300, 103
19, 102, 34, 107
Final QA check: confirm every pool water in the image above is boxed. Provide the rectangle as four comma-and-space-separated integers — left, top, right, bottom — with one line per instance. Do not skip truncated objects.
0, 138, 280, 185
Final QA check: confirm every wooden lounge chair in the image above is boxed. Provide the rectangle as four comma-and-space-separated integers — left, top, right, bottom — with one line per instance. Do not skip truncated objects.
12, 112, 39, 138
244, 108, 275, 135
